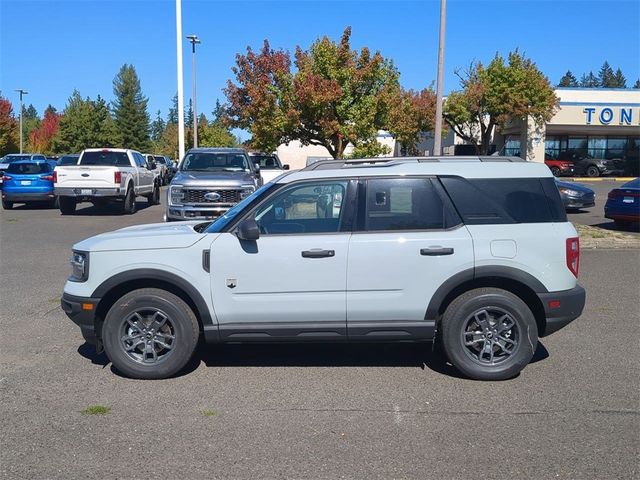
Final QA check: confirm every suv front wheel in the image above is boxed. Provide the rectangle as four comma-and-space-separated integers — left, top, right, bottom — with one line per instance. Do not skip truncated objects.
102, 288, 200, 379
441, 288, 538, 381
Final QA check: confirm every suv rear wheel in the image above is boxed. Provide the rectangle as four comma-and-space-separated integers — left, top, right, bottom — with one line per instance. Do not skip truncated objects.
122, 186, 136, 214
2, 199, 13, 210
102, 288, 200, 379
441, 288, 538, 380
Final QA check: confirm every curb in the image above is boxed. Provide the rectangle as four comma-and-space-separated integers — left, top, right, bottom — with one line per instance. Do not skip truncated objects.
562, 177, 636, 182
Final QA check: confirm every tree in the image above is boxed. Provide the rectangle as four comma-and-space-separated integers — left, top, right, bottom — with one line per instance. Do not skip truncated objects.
29, 109, 60, 154
612, 68, 627, 88
558, 70, 578, 87
22, 103, 41, 148
225, 27, 416, 159
387, 88, 437, 153
44, 104, 57, 115
167, 94, 179, 124
0, 95, 19, 156
155, 122, 179, 159
598, 61, 615, 87
185, 98, 194, 128
579, 71, 599, 88
633, 79, 640, 89
199, 113, 237, 148
443, 50, 559, 155
112, 64, 151, 152
150, 110, 166, 143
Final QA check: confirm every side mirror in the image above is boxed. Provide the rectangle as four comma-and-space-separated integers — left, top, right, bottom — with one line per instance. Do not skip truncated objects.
283, 164, 290, 170
148, 161, 156, 170
237, 218, 260, 241
253, 163, 261, 175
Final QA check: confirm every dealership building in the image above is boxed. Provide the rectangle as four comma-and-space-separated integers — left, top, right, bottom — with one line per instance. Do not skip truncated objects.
277, 88, 640, 170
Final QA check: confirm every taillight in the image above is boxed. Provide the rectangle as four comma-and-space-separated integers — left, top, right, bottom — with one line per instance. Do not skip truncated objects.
2, 175, 11, 182
114, 171, 122, 184
53, 170, 57, 183
607, 190, 621, 200
41, 175, 54, 181
566, 237, 580, 278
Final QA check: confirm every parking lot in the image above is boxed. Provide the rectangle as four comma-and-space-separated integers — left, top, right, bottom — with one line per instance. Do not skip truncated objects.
1, 190, 638, 479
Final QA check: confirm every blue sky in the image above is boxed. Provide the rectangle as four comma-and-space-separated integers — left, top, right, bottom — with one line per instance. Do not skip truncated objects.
1, 0, 639, 122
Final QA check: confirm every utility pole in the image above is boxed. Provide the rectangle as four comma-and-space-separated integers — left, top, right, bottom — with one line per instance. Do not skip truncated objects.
433, 0, 446, 156
15, 89, 28, 153
186, 34, 201, 148
175, 0, 185, 161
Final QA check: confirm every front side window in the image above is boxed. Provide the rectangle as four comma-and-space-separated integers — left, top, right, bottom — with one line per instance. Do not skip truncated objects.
363, 178, 453, 231
252, 180, 349, 234
181, 152, 248, 172
251, 154, 282, 169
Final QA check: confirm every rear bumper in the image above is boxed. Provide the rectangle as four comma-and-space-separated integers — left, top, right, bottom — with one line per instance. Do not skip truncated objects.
61, 292, 100, 345
55, 187, 121, 198
2, 191, 55, 202
537, 284, 586, 336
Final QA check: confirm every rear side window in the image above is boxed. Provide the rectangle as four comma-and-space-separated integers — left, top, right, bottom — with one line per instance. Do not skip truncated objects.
80, 151, 130, 166
362, 178, 459, 231
440, 176, 567, 224
7, 162, 51, 174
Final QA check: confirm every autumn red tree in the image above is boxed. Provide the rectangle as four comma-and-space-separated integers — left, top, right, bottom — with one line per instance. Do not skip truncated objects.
0, 95, 19, 156
29, 109, 61, 154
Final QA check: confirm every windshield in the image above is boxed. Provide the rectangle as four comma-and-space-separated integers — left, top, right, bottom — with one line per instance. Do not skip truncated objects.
8, 162, 51, 174
2, 155, 31, 164
80, 151, 130, 166
250, 154, 282, 169
181, 152, 249, 172
205, 183, 275, 233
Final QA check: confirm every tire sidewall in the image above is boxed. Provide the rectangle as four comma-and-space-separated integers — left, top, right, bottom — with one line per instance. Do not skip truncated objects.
442, 290, 538, 381
102, 289, 198, 379
123, 186, 136, 214
586, 165, 600, 177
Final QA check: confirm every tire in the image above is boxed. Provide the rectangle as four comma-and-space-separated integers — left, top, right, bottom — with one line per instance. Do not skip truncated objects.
59, 196, 76, 215
585, 165, 600, 177
102, 288, 200, 379
122, 186, 136, 214
441, 288, 538, 381
147, 183, 160, 205
550, 166, 561, 177
2, 199, 13, 210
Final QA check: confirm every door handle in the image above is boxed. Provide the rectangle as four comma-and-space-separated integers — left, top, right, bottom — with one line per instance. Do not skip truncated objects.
420, 247, 454, 256
301, 249, 335, 258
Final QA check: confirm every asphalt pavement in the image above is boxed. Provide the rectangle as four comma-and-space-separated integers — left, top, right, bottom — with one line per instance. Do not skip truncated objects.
0, 192, 638, 479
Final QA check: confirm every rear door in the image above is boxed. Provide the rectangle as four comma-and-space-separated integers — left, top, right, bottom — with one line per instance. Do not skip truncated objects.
346, 177, 474, 340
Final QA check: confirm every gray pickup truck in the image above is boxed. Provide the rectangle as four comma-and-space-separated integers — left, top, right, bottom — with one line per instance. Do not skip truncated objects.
165, 148, 262, 221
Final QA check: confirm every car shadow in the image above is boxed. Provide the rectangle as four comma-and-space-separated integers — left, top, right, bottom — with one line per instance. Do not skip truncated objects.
6, 201, 56, 210
593, 220, 640, 233
69, 199, 154, 216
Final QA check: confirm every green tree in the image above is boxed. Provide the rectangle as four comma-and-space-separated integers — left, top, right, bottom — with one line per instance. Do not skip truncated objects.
199, 113, 237, 148
22, 104, 41, 149
112, 64, 151, 151
598, 61, 615, 87
44, 104, 57, 115
633, 79, 640, 89
155, 122, 179, 159
167, 94, 179, 124
225, 27, 422, 159
444, 50, 559, 155
580, 71, 599, 87
612, 68, 627, 88
558, 70, 578, 87
150, 110, 166, 143
0, 94, 19, 156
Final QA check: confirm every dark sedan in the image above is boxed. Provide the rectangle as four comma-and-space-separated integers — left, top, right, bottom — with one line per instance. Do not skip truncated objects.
604, 178, 640, 226
555, 179, 595, 211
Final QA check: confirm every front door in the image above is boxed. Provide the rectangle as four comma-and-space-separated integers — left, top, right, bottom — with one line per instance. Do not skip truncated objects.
210, 179, 354, 341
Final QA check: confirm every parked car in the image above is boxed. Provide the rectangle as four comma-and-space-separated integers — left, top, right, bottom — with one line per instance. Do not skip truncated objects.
165, 148, 262, 221
153, 155, 175, 183
544, 156, 574, 177
555, 179, 595, 211
561, 152, 623, 177
145, 154, 167, 185
57, 154, 80, 166
1, 159, 58, 209
248, 152, 290, 183
54, 148, 159, 215
0, 153, 47, 188
62, 156, 585, 381
604, 178, 640, 226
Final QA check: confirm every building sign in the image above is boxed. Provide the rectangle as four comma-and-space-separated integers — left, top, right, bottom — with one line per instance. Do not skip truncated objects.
582, 106, 638, 125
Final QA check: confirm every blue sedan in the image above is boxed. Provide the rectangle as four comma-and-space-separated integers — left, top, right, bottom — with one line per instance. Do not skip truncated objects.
1, 160, 58, 209
604, 178, 640, 226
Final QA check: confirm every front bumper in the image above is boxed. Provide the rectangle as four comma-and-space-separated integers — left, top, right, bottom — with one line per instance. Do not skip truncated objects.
2, 191, 55, 202
537, 284, 586, 336
165, 204, 232, 221
55, 187, 122, 198
61, 292, 100, 345
564, 197, 595, 209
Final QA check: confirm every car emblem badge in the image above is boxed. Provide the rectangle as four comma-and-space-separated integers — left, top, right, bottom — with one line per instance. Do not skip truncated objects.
226, 279, 237, 289
204, 192, 221, 201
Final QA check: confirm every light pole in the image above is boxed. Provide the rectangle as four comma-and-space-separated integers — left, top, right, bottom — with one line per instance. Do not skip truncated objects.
176, 0, 185, 160
15, 89, 28, 153
433, 0, 446, 156
186, 34, 201, 148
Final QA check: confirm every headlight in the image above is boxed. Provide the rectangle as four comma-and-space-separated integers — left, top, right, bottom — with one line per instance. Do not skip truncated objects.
170, 186, 184, 204
240, 185, 256, 199
70, 251, 89, 282
559, 187, 580, 197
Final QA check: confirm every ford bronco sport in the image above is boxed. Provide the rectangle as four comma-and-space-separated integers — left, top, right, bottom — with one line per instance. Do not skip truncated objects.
61, 156, 585, 380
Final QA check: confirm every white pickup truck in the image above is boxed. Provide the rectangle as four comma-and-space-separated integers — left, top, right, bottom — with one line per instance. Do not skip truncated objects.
54, 148, 160, 215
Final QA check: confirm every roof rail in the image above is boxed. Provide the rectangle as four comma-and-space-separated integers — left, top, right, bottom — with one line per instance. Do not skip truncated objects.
302, 155, 526, 170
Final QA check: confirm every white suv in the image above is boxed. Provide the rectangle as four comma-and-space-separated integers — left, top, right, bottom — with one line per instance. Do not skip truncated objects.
61, 156, 585, 380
